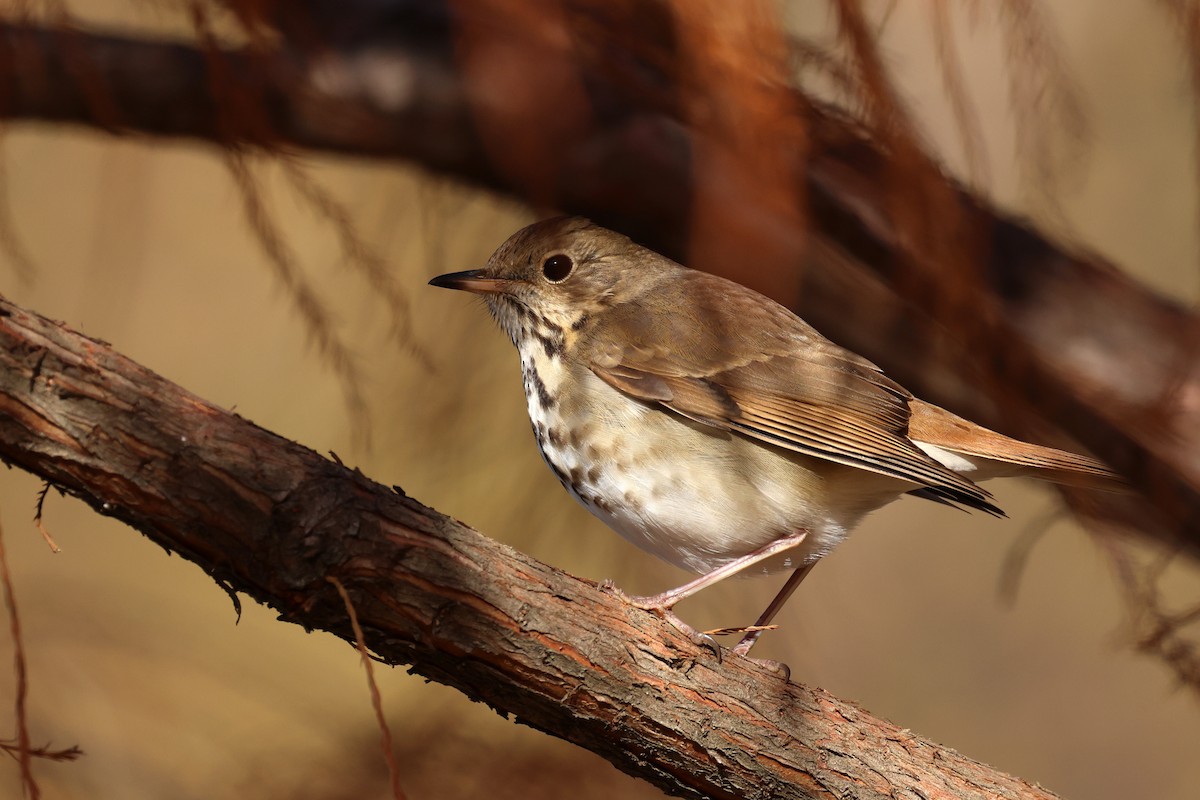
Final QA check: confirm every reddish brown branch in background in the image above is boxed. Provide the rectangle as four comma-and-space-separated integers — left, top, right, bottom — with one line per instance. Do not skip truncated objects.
0, 295, 1062, 800
0, 11, 1194, 556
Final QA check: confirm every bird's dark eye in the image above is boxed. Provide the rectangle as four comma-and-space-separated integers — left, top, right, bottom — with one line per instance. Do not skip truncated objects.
541, 254, 574, 283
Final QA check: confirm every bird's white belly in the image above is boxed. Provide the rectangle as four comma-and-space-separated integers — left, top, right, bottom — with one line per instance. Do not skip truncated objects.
521, 356, 888, 574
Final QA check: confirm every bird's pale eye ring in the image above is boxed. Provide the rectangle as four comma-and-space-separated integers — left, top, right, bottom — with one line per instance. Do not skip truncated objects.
541, 254, 574, 283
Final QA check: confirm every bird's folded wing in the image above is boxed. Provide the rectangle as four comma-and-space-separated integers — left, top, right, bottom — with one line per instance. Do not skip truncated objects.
591, 350, 1002, 515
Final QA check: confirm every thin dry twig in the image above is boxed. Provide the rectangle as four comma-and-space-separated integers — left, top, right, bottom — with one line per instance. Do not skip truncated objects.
789, 36, 861, 100
702, 624, 779, 636
32, 484, 59, 553
0, 741, 82, 762
0, 142, 37, 285
0, 512, 38, 799
224, 152, 371, 428
997, 507, 1062, 607
930, 0, 991, 187
1130, 553, 1200, 692
1099, 531, 1200, 696
328, 576, 407, 800
278, 158, 435, 371
191, 3, 373, 441
1148, 0, 1200, 419
995, 0, 1089, 204
831, 0, 991, 336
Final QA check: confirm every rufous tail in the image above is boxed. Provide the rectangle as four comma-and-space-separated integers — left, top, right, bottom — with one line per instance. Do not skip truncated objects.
908, 400, 1123, 491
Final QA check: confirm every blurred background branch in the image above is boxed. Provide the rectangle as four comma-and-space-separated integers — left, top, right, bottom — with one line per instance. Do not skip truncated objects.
1, 5, 1195, 551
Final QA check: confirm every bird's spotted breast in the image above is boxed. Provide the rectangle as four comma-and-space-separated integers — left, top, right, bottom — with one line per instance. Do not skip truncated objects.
521, 360, 555, 411
516, 350, 841, 574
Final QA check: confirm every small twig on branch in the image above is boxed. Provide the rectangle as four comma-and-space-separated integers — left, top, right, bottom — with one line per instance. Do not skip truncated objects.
32, 482, 59, 552
0, 514, 38, 798
0, 741, 82, 762
329, 575, 408, 800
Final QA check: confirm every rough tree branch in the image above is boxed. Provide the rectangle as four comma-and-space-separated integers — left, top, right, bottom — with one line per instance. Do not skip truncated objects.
0, 13, 1194, 552
0, 297, 1061, 800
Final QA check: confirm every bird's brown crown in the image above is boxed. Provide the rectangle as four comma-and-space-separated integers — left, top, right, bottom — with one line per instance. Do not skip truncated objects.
474, 216, 677, 348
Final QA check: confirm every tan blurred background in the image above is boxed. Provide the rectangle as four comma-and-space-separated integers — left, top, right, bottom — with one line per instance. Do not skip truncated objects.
1, 2, 1198, 798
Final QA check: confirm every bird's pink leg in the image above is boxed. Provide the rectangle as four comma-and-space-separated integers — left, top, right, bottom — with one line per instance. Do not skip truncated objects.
731, 561, 817, 655
625, 530, 810, 610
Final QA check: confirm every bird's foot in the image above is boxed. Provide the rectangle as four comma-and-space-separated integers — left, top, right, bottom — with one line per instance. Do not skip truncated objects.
619, 587, 684, 612
600, 581, 792, 678
725, 627, 790, 680
741, 655, 791, 682
602, 581, 723, 661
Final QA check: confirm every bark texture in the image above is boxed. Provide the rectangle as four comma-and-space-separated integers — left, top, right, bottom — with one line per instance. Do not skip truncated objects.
0, 296, 1059, 800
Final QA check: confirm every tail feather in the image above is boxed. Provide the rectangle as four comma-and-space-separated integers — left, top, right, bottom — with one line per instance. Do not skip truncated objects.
908, 400, 1124, 492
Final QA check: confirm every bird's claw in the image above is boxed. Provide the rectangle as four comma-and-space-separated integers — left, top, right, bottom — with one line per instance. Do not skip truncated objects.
690, 630, 723, 663
743, 656, 791, 682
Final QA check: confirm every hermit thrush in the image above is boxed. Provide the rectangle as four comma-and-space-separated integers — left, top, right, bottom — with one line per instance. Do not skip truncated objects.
430, 217, 1118, 658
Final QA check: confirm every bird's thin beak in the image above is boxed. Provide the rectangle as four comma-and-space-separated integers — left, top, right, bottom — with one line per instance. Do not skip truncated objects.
428, 269, 507, 295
